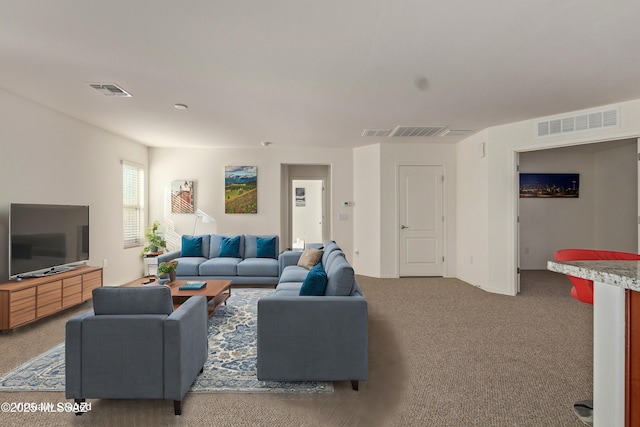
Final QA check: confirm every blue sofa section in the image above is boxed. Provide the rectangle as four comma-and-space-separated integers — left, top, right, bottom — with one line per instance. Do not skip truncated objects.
157, 234, 280, 285
65, 286, 208, 415
257, 241, 368, 390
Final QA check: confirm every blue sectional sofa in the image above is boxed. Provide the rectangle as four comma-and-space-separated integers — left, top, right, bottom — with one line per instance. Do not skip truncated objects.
157, 234, 280, 286
256, 241, 368, 390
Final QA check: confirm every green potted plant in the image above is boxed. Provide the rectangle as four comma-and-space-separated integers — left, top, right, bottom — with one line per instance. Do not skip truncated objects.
157, 260, 178, 282
142, 220, 167, 255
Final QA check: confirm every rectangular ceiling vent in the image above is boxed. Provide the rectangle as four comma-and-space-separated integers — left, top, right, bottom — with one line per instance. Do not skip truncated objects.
362, 126, 472, 138
440, 129, 473, 137
88, 83, 132, 97
389, 126, 448, 137
362, 129, 391, 137
536, 108, 618, 138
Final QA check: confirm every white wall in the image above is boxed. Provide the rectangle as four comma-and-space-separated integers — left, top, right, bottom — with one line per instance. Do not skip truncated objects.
457, 100, 640, 295
379, 143, 457, 278
519, 150, 596, 269
353, 144, 381, 276
456, 130, 490, 289
594, 143, 638, 251
352, 142, 457, 278
148, 146, 354, 256
0, 89, 149, 286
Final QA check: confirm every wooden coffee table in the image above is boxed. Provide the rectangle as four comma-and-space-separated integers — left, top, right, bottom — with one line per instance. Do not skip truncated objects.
168, 280, 232, 318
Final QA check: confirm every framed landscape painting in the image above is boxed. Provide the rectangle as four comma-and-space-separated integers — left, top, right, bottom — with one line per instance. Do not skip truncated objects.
225, 166, 257, 213
519, 173, 579, 198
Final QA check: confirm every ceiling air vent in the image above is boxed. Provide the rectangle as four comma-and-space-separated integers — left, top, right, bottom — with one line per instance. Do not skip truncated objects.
362, 129, 391, 137
536, 107, 618, 138
439, 129, 473, 137
88, 83, 132, 97
389, 126, 448, 137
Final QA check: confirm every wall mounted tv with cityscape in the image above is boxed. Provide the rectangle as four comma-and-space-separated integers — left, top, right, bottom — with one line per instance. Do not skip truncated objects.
9, 203, 89, 279
519, 173, 580, 198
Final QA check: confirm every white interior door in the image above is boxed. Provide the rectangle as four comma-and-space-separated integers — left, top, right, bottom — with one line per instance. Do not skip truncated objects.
399, 165, 444, 276
291, 179, 324, 247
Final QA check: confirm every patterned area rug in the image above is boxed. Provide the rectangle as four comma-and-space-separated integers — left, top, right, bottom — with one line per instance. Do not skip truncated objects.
0, 288, 333, 394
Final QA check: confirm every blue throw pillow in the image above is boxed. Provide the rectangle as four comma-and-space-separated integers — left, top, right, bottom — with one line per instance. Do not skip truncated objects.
181, 235, 203, 257
299, 263, 328, 296
256, 236, 276, 258
219, 236, 240, 258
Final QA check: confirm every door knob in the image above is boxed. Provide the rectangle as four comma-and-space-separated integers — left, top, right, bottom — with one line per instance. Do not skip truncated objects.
400, 225, 409, 229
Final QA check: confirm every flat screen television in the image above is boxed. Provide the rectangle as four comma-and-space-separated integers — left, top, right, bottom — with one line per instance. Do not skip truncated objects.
9, 203, 89, 279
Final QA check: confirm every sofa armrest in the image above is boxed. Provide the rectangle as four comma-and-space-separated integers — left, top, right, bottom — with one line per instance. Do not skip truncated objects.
64, 310, 96, 399
257, 295, 368, 381
278, 250, 303, 274
164, 296, 208, 400
157, 250, 181, 264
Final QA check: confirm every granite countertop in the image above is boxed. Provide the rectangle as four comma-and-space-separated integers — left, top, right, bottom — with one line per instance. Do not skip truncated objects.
548, 260, 640, 292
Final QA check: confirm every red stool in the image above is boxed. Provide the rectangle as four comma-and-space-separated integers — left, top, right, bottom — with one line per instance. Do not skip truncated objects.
554, 249, 640, 305
554, 248, 640, 425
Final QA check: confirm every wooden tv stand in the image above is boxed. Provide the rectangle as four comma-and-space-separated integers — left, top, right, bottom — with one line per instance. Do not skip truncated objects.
0, 266, 102, 331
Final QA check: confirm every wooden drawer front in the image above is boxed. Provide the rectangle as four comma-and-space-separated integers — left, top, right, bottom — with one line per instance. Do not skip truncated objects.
11, 288, 36, 312
37, 281, 62, 318
63, 277, 83, 308
10, 288, 36, 328
82, 271, 102, 300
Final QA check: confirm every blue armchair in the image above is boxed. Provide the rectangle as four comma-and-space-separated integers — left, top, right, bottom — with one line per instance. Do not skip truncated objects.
65, 286, 208, 415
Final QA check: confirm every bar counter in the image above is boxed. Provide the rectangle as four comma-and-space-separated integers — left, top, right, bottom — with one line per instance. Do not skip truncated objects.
548, 259, 640, 427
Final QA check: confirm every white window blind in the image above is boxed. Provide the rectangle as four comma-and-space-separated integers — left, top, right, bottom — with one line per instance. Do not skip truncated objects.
122, 161, 144, 248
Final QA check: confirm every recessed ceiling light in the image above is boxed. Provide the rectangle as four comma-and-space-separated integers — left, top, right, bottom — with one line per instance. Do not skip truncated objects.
174, 103, 188, 110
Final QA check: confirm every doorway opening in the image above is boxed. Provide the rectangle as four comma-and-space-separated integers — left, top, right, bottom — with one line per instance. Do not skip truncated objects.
280, 164, 330, 250
515, 138, 639, 294
291, 179, 325, 248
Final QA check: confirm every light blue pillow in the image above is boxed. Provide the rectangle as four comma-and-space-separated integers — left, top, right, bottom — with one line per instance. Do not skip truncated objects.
256, 236, 276, 258
181, 235, 203, 257
299, 263, 328, 296
219, 236, 240, 258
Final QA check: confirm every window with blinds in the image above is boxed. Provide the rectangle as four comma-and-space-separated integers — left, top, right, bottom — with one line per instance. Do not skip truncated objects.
122, 161, 144, 248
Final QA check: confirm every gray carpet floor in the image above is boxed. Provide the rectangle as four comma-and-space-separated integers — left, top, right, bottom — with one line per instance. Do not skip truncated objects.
0, 271, 592, 426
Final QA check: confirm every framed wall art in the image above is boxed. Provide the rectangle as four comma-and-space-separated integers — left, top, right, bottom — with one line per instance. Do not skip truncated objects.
225, 166, 257, 213
519, 173, 579, 198
295, 187, 306, 207
171, 180, 195, 213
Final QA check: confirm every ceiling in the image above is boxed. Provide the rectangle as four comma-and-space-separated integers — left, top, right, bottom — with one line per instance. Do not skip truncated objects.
2, 1, 640, 149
